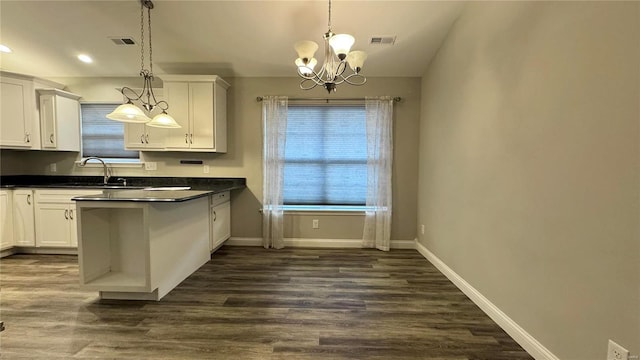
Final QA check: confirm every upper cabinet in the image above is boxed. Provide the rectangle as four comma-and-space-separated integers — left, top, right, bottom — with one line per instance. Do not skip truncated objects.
37, 89, 82, 151
0, 71, 81, 152
0, 73, 36, 149
162, 75, 229, 153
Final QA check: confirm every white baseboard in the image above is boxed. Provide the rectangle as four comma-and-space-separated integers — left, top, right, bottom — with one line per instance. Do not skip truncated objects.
414, 240, 559, 360
227, 237, 415, 249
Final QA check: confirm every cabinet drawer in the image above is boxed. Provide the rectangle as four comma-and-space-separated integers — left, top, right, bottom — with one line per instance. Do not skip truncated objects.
210, 191, 230, 207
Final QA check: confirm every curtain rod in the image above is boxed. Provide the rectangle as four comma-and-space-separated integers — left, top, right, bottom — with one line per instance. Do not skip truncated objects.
256, 96, 402, 103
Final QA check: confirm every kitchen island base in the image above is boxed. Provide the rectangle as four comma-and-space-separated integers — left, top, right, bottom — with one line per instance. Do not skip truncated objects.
76, 196, 210, 301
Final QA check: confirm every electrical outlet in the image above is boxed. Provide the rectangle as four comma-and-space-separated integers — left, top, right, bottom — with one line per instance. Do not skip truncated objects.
608, 340, 629, 360
144, 162, 157, 171
420, 224, 425, 235
203, 165, 210, 174
50, 163, 57, 173
312, 219, 319, 229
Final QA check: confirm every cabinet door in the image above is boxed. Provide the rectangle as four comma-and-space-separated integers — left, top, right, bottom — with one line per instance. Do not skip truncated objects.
164, 81, 191, 149
125, 123, 147, 149
190, 82, 214, 149
211, 201, 230, 251
35, 203, 71, 247
53, 95, 80, 151
0, 78, 33, 148
0, 191, 14, 250
39, 94, 57, 148
13, 190, 35, 246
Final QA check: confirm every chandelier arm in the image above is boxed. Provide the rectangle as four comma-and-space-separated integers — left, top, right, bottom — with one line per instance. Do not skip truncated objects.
300, 79, 321, 91
340, 73, 367, 86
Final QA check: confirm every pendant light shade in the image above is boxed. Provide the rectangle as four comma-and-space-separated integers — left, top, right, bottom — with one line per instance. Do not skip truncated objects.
295, 57, 318, 75
346, 51, 367, 73
106, 103, 152, 123
328, 34, 355, 60
146, 111, 181, 128
294, 40, 319, 61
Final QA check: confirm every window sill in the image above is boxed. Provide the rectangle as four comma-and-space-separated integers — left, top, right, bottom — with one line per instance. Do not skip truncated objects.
281, 205, 371, 216
75, 159, 144, 169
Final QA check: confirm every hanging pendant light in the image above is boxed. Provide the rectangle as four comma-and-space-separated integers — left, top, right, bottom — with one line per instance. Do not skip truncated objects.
293, 0, 367, 93
107, 0, 180, 128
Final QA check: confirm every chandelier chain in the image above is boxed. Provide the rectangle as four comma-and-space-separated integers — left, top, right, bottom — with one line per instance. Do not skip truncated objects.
148, 4, 153, 74
328, 0, 331, 30
139, 1, 145, 72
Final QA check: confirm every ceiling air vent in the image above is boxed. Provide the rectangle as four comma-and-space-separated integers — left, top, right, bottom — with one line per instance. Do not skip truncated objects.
109, 37, 136, 45
370, 36, 396, 46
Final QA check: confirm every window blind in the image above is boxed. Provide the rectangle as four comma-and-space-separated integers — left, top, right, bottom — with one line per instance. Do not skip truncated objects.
81, 104, 139, 159
283, 104, 367, 205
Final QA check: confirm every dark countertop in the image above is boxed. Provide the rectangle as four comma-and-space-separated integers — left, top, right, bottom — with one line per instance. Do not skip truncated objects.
73, 189, 214, 202
0, 175, 246, 193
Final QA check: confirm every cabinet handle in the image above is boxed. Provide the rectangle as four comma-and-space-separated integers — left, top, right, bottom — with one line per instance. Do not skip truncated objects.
185, 133, 189, 144
69, 209, 74, 220
190, 134, 193, 144
25, 133, 31, 143
141, 134, 145, 144
213, 210, 217, 221
64, 209, 69, 220
145, 134, 149, 144
27, 194, 31, 205
49, 134, 54, 143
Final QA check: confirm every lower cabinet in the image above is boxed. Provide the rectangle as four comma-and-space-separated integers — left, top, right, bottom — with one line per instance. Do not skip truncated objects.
13, 189, 35, 246
0, 190, 14, 250
210, 191, 231, 251
34, 189, 100, 248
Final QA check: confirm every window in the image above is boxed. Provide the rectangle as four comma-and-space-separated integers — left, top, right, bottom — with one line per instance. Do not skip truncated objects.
80, 103, 139, 161
283, 104, 367, 206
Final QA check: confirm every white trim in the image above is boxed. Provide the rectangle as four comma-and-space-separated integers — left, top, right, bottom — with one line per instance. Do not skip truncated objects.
414, 240, 559, 360
227, 237, 415, 249
226, 237, 263, 246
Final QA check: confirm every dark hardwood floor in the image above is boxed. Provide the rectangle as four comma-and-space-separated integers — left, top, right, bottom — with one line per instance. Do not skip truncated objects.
0, 246, 533, 359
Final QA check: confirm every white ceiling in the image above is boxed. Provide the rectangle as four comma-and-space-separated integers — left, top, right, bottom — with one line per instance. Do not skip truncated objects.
0, 0, 465, 79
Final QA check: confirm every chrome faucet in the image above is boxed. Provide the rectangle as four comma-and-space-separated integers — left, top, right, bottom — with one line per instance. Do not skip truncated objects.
80, 157, 111, 185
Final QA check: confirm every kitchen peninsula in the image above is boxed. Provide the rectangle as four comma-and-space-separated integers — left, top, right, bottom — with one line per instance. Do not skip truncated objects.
74, 188, 224, 301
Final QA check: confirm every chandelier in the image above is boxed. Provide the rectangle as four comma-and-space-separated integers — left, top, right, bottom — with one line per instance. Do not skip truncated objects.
294, 0, 367, 93
106, 0, 180, 128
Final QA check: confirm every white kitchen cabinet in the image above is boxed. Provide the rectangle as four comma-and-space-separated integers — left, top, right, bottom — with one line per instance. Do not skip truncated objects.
0, 190, 15, 250
13, 189, 35, 246
0, 74, 35, 148
124, 89, 167, 150
162, 75, 229, 153
34, 189, 99, 247
209, 191, 230, 251
37, 89, 82, 151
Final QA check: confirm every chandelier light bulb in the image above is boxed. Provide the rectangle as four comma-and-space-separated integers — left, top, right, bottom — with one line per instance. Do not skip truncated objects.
328, 34, 355, 60
295, 57, 317, 76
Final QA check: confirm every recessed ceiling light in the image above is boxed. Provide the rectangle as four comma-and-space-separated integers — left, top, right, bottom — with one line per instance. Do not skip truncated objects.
0, 44, 12, 53
77, 54, 93, 63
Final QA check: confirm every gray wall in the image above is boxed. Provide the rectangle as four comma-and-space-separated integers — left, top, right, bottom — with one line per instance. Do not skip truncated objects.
1, 76, 421, 241
417, 2, 639, 359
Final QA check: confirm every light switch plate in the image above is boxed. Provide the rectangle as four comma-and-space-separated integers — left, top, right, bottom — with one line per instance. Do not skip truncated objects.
203, 165, 210, 174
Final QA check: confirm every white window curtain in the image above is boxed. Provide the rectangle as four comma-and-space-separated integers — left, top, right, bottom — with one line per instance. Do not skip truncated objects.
262, 96, 288, 249
362, 96, 394, 251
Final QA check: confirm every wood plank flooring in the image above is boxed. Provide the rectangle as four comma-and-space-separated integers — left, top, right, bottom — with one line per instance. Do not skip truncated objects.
0, 246, 533, 359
